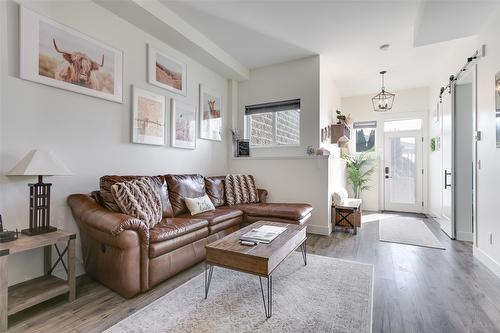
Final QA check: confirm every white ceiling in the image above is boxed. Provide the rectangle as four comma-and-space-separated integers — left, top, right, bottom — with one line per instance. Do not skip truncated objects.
163, 0, 499, 96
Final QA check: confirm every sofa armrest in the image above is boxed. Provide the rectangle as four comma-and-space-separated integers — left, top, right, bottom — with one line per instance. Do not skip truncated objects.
67, 194, 149, 245
257, 189, 268, 203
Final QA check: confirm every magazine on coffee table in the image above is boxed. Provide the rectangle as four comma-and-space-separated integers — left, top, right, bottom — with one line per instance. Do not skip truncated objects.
239, 225, 287, 244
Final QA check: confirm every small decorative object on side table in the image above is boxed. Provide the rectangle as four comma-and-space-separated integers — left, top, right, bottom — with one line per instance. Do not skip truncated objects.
7, 150, 72, 235
0, 230, 76, 332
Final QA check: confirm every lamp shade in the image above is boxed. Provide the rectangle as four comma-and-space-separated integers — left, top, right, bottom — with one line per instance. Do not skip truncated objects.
7, 150, 72, 176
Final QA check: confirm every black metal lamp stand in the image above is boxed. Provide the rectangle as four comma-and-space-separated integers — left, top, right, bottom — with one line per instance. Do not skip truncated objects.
22, 175, 57, 236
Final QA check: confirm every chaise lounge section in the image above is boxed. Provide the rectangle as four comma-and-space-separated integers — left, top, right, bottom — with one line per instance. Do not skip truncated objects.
68, 174, 312, 298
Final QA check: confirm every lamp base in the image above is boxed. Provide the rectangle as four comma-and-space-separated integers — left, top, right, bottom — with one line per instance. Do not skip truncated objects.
21, 226, 57, 236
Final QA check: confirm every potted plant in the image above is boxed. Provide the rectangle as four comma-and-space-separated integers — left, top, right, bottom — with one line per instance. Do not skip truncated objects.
343, 153, 376, 199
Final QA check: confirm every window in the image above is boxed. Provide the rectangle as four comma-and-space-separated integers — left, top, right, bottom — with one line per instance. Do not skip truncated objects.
353, 121, 376, 153
245, 99, 300, 147
384, 119, 422, 132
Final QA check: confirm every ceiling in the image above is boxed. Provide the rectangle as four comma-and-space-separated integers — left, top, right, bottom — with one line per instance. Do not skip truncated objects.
163, 0, 499, 97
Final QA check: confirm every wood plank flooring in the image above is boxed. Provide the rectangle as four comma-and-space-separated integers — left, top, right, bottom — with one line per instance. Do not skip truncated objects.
7, 213, 500, 333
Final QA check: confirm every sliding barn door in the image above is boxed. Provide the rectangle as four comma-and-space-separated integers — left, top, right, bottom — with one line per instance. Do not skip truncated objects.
440, 87, 455, 239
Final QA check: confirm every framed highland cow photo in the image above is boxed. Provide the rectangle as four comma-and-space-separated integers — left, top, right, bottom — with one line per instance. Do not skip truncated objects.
148, 44, 187, 96
199, 84, 222, 141
19, 6, 123, 103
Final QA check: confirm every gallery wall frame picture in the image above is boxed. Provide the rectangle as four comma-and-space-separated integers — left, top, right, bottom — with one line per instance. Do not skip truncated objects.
131, 86, 166, 146
199, 84, 222, 141
148, 44, 187, 96
171, 99, 196, 149
20, 6, 123, 103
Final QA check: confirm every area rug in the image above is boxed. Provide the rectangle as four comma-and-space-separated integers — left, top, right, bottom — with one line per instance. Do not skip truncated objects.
105, 253, 374, 333
379, 217, 445, 249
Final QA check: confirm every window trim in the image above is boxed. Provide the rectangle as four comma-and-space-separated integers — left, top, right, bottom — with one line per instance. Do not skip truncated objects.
353, 121, 377, 153
245, 100, 301, 148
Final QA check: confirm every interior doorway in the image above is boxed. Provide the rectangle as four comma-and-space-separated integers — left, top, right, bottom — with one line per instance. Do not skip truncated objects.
383, 119, 424, 213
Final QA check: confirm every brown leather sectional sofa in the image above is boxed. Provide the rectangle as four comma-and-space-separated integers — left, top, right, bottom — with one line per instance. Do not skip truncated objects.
68, 174, 313, 298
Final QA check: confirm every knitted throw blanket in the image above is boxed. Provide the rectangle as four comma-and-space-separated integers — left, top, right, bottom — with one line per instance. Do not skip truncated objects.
225, 174, 259, 205
111, 178, 162, 229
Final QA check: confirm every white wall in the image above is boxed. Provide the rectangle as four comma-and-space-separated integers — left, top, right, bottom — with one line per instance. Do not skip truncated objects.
342, 87, 429, 211
0, 0, 231, 285
237, 56, 320, 157
230, 156, 345, 235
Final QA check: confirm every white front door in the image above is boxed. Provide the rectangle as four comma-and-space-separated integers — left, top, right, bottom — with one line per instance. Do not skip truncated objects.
384, 130, 423, 213
440, 88, 455, 238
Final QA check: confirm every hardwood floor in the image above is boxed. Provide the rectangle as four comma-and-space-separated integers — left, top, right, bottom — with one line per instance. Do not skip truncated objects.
7, 213, 500, 333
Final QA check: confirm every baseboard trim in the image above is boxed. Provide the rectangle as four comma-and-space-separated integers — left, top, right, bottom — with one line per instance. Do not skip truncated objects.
307, 224, 331, 236
473, 247, 500, 278
456, 231, 473, 242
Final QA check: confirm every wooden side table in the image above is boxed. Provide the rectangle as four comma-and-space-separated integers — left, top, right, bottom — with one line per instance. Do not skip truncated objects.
332, 199, 362, 235
0, 230, 76, 332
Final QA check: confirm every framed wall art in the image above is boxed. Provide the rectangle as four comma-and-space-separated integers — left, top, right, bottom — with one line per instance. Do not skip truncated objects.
132, 86, 166, 146
20, 6, 123, 103
148, 44, 187, 96
171, 99, 196, 149
199, 84, 222, 141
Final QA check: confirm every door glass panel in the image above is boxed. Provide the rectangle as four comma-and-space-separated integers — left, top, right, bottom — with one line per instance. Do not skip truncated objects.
384, 119, 422, 132
390, 136, 416, 204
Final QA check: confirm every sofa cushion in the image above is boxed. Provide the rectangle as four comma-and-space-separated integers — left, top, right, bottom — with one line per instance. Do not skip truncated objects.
149, 227, 209, 258
165, 174, 206, 216
180, 208, 243, 226
150, 218, 208, 243
100, 175, 174, 217
111, 178, 162, 229
185, 194, 215, 215
225, 174, 259, 205
205, 176, 226, 207
224, 203, 313, 221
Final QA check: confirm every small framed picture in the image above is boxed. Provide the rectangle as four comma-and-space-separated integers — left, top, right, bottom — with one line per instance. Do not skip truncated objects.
148, 44, 187, 96
199, 84, 222, 141
171, 99, 196, 149
132, 86, 166, 146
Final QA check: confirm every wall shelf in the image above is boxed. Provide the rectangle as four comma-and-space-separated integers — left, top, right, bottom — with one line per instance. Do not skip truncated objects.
331, 123, 351, 143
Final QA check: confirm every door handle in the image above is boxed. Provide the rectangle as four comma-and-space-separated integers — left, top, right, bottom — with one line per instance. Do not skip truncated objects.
444, 170, 452, 189
385, 175, 392, 179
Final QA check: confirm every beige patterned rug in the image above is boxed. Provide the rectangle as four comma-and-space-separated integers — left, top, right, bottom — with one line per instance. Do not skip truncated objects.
105, 253, 374, 333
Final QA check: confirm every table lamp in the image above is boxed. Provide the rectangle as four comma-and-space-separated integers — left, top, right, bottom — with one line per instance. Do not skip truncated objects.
7, 150, 72, 236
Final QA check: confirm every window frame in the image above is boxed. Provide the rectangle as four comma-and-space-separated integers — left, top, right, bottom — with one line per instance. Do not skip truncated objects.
244, 100, 301, 148
353, 121, 377, 153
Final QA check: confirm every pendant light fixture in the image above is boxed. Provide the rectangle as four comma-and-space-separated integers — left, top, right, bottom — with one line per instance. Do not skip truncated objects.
372, 70, 395, 112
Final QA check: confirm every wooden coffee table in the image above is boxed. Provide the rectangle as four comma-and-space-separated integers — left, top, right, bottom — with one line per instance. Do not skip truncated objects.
204, 221, 307, 318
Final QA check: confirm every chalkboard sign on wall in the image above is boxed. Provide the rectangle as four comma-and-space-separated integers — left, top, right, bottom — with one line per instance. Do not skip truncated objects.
236, 140, 250, 157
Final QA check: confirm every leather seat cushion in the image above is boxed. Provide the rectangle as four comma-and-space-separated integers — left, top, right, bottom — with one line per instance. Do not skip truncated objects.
224, 203, 313, 221
150, 218, 208, 243
165, 174, 206, 216
99, 175, 174, 217
149, 227, 209, 258
179, 208, 243, 226
205, 176, 226, 207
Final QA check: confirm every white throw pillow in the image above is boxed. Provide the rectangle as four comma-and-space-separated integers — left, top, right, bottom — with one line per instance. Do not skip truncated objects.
185, 194, 216, 215
332, 188, 349, 205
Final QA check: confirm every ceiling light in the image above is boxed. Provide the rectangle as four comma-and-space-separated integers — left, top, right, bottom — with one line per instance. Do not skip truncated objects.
379, 44, 390, 51
372, 71, 395, 112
